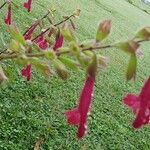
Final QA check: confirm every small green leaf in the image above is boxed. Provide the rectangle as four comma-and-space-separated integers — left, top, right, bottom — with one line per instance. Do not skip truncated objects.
116, 40, 140, 54
62, 24, 76, 42
126, 53, 137, 81
31, 58, 51, 78
59, 56, 78, 71
9, 39, 20, 52
53, 59, 68, 80
45, 50, 56, 60
135, 27, 150, 40
9, 26, 25, 45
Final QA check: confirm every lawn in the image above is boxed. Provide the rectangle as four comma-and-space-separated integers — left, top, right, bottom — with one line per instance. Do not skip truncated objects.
0, 0, 150, 149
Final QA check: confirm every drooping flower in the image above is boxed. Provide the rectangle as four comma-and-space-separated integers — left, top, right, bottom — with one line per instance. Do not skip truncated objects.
21, 64, 31, 81
53, 33, 64, 51
65, 54, 97, 138
35, 34, 48, 50
123, 76, 150, 128
65, 76, 95, 138
4, 4, 12, 25
23, 23, 38, 40
24, 0, 32, 12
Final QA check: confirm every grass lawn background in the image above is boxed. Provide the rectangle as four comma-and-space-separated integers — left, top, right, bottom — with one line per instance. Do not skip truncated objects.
0, 0, 150, 149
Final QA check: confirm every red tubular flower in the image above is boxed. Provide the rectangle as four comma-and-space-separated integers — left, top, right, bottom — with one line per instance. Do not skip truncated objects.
24, 23, 38, 40
4, 4, 12, 25
65, 76, 95, 138
24, 0, 32, 12
21, 64, 31, 81
53, 33, 64, 51
35, 35, 48, 50
123, 76, 150, 128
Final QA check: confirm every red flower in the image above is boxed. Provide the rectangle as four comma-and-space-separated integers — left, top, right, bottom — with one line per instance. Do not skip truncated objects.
24, 0, 32, 12
21, 64, 31, 81
4, 4, 12, 25
123, 76, 150, 128
65, 76, 95, 138
35, 35, 48, 50
24, 23, 38, 40
53, 33, 64, 51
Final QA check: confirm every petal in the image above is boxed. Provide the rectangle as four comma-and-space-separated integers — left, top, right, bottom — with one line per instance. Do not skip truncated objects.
21, 64, 31, 81
64, 108, 80, 125
53, 34, 64, 50
123, 93, 139, 113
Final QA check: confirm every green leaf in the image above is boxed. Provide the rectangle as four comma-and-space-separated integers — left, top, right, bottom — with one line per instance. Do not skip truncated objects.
135, 27, 150, 40
126, 53, 137, 81
9, 26, 25, 45
116, 41, 140, 54
59, 56, 79, 71
53, 59, 68, 80
31, 58, 51, 78
62, 24, 76, 42
45, 50, 56, 60
9, 39, 20, 52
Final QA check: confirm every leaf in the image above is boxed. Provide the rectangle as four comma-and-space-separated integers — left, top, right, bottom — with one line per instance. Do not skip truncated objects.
53, 59, 68, 80
9, 39, 20, 52
116, 41, 140, 54
34, 137, 43, 150
31, 58, 51, 78
59, 56, 79, 71
135, 27, 150, 40
126, 53, 137, 81
9, 26, 25, 45
62, 24, 76, 42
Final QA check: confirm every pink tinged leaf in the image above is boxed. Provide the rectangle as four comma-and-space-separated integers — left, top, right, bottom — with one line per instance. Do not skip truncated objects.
53, 34, 64, 51
4, 4, 12, 25
21, 64, 31, 81
24, 0, 32, 12
24, 23, 38, 40
123, 93, 139, 114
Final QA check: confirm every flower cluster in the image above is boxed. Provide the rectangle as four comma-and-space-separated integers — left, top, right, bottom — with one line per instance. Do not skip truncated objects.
1, 0, 33, 25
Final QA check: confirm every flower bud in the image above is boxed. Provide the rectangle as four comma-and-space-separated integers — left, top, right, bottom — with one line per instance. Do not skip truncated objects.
96, 19, 112, 42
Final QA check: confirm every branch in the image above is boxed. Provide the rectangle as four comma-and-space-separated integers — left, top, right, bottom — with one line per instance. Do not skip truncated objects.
31, 14, 74, 41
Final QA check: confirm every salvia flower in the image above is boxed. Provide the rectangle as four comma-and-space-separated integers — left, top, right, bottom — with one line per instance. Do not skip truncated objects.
4, 4, 12, 25
35, 35, 48, 50
24, 0, 32, 12
53, 33, 64, 51
123, 76, 150, 128
65, 75, 95, 138
21, 64, 31, 81
24, 23, 38, 40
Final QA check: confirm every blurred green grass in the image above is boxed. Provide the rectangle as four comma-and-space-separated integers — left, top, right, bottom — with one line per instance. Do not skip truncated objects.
0, 0, 150, 149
